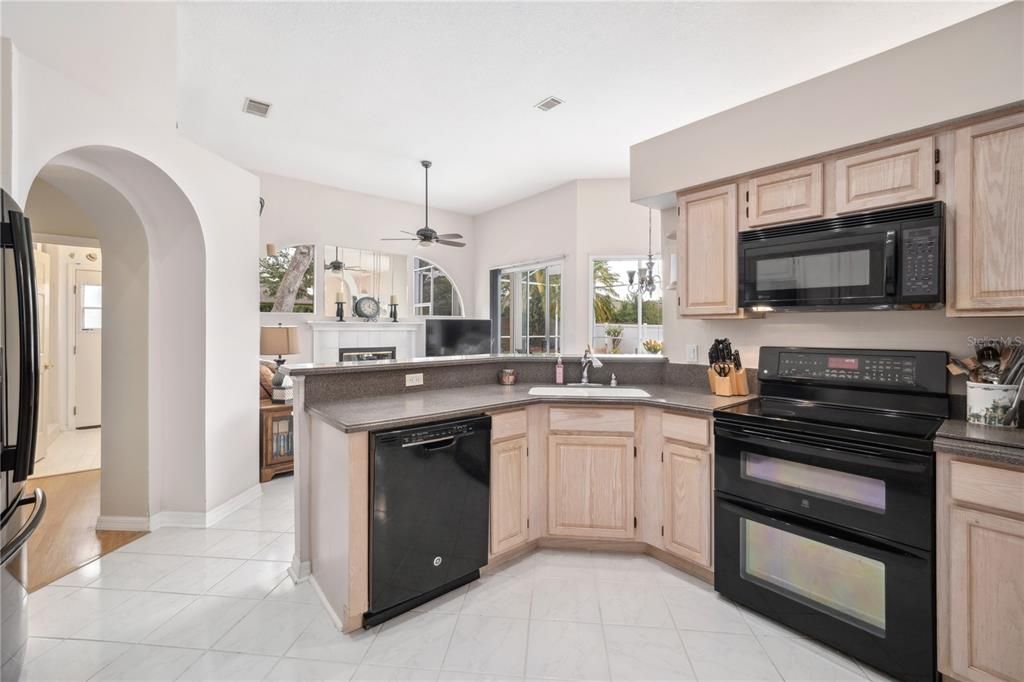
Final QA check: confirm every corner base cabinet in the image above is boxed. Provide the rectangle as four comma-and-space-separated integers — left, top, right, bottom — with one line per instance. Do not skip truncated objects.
547, 434, 635, 539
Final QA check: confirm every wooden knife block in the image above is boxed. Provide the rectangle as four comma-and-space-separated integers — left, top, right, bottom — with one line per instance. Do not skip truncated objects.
708, 367, 750, 397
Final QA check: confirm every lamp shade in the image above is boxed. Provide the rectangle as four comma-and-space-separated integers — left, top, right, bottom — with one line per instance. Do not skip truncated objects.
260, 325, 300, 356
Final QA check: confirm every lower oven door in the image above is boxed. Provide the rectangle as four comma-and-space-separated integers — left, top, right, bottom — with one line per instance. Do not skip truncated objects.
714, 422, 933, 550
715, 495, 934, 682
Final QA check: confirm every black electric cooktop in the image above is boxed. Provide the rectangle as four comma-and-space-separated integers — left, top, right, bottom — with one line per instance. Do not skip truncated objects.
714, 397, 945, 453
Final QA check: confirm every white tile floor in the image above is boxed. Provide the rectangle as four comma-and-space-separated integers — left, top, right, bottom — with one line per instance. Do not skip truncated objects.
30, 428, 102, 478
4, 475, 898, 681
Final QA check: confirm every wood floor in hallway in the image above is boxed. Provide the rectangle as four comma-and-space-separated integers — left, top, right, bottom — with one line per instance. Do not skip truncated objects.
25, 469, 147, 592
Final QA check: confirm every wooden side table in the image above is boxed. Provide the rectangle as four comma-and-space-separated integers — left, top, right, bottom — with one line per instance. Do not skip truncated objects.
260, 399, 294, 482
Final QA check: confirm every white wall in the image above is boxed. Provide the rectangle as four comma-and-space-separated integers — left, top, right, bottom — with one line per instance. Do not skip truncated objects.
27, 172, 151, 519
3, 23, 260, 518
473, 178, 661, 353
631, 2, 1024, 206
257, 172, 477, 363
1, 1, 177, 130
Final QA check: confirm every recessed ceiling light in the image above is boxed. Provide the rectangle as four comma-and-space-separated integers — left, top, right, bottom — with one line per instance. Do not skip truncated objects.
534, 96, 564, 112
243, 97, 272, 117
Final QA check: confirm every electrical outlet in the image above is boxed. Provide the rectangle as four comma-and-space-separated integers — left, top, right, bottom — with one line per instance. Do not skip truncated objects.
686, 344, 699, 363
405, 373, 424, 387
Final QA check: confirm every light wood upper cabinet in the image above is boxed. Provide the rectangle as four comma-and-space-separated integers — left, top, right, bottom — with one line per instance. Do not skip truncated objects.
548, 434, 635, 539
490, 436, 529, 556
948, 506, 1024, 682
835, 137, 935, 213
747, 163, 824, 227
677, 184, 739, 316
953, 113, 1024, 313
662, 442, 712, 568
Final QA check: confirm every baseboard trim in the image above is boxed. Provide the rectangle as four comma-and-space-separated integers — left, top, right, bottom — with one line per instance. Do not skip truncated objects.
95, 515, 152, 532
289, 557, 311, 583
309, 574, 349, 632
104, 483, 265, 532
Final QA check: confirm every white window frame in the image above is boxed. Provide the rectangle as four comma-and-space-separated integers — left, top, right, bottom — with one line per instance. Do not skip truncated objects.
588, 254, 663, 355
496, 258, 563, 355
411, 257, 465, 318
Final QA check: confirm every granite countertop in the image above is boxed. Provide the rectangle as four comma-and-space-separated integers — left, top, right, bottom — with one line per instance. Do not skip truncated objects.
306, 383, 755, 433
286, 353, 667, 376
935, 418, 1024, 465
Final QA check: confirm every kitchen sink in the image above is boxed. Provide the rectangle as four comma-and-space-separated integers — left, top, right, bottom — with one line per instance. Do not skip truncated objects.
528, 386, 651, 398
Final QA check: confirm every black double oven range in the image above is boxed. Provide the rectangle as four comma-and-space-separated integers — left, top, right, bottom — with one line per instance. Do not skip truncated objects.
714, 347, 948, 682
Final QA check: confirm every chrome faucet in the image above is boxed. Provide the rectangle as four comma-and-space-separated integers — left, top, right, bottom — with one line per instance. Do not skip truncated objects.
581, 345, 604, 385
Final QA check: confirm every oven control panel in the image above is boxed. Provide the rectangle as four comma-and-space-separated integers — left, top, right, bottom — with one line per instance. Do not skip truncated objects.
776, 352, 917, 386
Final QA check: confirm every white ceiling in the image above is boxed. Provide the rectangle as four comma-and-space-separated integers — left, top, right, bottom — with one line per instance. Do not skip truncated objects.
176, 2, 1000, 215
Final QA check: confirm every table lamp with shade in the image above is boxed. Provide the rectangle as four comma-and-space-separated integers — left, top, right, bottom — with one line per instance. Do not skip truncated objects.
261, 324, 300, 403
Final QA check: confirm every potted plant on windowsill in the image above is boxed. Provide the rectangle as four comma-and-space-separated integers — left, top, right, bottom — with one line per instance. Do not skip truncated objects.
605, 325, 624, 353
643, 339, 663, 355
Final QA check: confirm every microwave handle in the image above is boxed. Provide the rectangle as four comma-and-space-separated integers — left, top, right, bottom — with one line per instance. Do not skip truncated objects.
883, 230, 897, 296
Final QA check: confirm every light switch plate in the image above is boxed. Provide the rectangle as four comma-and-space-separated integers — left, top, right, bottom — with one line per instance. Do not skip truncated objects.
685, 344, 699, 363
405, 373, 424, 387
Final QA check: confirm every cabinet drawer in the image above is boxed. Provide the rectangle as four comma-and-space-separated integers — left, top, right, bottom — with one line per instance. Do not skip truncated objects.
950, 459, 1024, 517
549, 406, 635, 433
662, 413, 709, 447
491, 410, 527, 442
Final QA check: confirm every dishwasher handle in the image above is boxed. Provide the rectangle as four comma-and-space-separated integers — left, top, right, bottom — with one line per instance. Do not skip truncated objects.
402, 435, 458, 449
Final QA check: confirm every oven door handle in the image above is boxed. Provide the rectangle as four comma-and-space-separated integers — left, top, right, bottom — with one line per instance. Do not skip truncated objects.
718, 494, 926, 560
715, 425, 929, 473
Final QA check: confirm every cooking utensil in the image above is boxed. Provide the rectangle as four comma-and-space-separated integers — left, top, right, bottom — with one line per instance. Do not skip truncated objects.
1002, 379, 1024, 426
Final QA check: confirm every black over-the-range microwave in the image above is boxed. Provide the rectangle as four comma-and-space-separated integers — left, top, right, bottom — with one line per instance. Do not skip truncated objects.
738, 201, 945, 311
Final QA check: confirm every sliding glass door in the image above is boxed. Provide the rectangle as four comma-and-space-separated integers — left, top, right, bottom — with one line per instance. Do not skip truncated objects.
497, 262, 562, 354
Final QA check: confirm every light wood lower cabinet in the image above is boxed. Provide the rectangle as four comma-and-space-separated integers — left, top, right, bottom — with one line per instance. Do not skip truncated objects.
948, 506, 1024, 682
939, 452, 1024, 682
662, 442, 712, 568
489, 436, 529, 556
953, 112, 1024, 314
548, 434, 635, 539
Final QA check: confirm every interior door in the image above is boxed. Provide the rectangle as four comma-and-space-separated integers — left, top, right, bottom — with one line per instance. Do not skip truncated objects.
33, 250, 52, 459
74, 269, 102, 428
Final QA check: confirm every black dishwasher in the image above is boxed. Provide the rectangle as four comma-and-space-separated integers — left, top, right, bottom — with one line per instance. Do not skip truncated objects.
366, 415, 490, 627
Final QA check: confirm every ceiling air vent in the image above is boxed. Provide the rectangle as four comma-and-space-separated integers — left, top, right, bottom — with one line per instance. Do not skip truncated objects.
534, 96, 564, 112
243, 97, 272, 118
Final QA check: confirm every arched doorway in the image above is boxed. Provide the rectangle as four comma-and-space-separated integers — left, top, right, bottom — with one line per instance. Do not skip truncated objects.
18, 146, 208, 587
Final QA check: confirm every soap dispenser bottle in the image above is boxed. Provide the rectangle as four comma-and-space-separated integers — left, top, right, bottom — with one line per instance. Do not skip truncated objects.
555, 355, 564, 385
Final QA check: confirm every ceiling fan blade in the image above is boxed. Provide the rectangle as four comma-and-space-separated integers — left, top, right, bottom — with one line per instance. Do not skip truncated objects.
435, 233, 463, 240
381, 238, 420, 241
436, 239, 466, 248
401, 230, 420, 237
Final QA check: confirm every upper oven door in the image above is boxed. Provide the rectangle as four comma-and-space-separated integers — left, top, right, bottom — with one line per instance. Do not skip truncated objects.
714, 421, 933, 550
739, 223, 896, 308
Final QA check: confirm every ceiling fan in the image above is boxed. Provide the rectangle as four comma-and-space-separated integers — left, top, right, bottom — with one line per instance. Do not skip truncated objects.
383, 160, 466, 248
325, 246, 367, 275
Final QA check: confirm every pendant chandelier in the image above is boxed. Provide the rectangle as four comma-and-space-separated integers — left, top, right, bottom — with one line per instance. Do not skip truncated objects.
627, 209, 660, 298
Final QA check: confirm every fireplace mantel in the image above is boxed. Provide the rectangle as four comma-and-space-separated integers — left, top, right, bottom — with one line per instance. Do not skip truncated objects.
307, 320, 423, 363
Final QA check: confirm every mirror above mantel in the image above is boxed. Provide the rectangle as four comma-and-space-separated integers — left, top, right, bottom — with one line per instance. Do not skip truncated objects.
323, 246, 465, 321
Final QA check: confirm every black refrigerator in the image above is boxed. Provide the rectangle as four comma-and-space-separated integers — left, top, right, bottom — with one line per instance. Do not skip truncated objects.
1, 188, 47, 675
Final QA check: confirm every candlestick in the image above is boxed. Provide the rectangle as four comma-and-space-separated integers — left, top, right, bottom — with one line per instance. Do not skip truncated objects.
389, 302, 399, 323
335, 301, 345, 321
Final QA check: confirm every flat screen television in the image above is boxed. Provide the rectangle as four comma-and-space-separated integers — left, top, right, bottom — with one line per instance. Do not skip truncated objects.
425, 319, 492, 356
